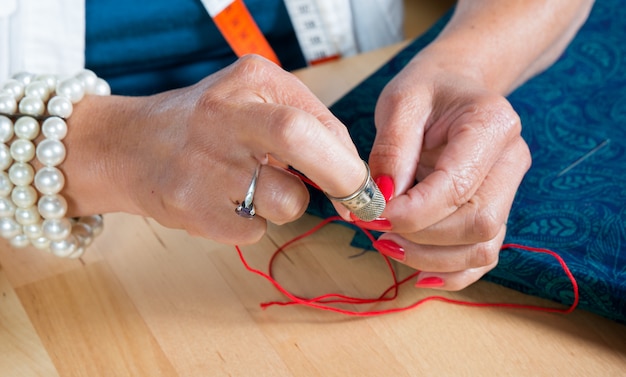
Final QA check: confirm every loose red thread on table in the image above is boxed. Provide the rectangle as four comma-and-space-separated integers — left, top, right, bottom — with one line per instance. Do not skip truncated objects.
235, 217, 579, 317
235, 168, 579, 317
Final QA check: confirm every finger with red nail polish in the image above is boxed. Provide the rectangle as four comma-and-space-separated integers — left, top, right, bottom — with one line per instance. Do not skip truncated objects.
415, 276, 445, 288
373, 239, 405, 261
374, 175, 394, 202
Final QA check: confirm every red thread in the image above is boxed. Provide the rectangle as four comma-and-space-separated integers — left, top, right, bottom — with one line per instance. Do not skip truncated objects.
235, 168, 579, 316
235, 219, 579, 317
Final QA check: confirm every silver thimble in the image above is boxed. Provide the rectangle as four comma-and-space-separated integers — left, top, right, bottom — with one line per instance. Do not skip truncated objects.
326, 161, 386, 222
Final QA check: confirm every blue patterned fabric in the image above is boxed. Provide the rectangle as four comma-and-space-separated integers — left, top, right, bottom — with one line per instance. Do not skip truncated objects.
307, 0, 626, 323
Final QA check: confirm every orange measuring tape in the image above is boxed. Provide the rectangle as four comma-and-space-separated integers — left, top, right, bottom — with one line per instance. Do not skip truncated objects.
203, 0, 281, 65
202, 0, 345, 66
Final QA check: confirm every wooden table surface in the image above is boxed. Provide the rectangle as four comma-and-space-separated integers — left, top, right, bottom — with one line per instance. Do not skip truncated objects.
1, 42, 626, 377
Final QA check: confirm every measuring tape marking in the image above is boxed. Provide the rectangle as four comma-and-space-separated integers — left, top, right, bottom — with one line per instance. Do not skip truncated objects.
200, 0, 355, 66
201, 0, 280, 65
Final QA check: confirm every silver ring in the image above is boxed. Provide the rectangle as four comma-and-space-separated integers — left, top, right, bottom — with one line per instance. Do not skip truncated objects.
326, 161, 386, 222
235, 163, 261, 219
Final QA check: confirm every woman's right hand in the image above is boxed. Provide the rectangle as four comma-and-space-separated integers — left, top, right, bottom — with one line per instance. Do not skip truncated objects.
62, 55, 364, 244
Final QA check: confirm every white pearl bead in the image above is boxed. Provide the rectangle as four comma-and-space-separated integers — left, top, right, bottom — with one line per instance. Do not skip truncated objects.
0, 144, 13, 170
42, 217, 72, 241
41, 117, 68, 140
56, 77, 85, 104
10, 139, 36, 162
0, 93, 17, 114
23, 223, 44, 238
34, 166, 65, 195
8, 162, 34, 186
38, 194, 68, 219
3, 79, 25, 100
13, 116, 39, 140
0, 71, 109, 254
36, 139, 66, 166
9, 234, 30, 248
15, 206, 41, 225
47, 95, 73, 118
31, 236, 51, 249
80, 215, 104, 236
72, 222, 94, 246
0, 116, 14, 143
92, 78, 111, 96
75, 70, 98, 93
50, 234, 79, 258
0, 172, 13, 196
18, 95, 45, 116
12, 72, 35, 86
35, 74, 58, 92
0, 217, 21, 238
25, 80, 50, 102
11, 185, 38, 208
0, 197, 16, 217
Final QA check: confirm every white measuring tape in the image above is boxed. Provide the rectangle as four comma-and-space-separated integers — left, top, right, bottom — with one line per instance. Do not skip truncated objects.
199, 0, 358, 66
282, 0, 357, 65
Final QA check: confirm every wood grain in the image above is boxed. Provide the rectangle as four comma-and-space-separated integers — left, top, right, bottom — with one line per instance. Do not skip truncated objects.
16, 260, 177, 377
0, 267, 58, 377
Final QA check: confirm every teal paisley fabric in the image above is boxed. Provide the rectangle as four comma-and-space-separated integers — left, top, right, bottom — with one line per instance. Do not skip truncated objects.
307, 0, 626, 323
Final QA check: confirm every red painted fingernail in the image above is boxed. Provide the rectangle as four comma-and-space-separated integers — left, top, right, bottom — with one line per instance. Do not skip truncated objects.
351, 218, 393, 231
373, 240, 405, 261
415, 276, 445, 288
374, 175, 394, 202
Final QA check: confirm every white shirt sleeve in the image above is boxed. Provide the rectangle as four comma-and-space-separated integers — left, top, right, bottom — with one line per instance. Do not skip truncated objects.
0, 0, 85, 82
350, 0, 404, 53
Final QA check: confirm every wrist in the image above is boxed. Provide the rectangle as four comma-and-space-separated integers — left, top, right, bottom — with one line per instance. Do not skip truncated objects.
61, 94, 147, 217
408, 41, 493, 91
412, 0, 594, 95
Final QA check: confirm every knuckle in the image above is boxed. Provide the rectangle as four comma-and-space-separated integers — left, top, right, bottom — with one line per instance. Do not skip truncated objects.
450, 169, 477, 207
268, 109, 317, 153
197, 87, 231, 118
444, 264, 498, 292
255, 165, 309, 225
232, 54, 276, 78
460, 96, 521, 140
482, 96, 521, 136
379, 86, 413, 110
470, 205, 502, 242
262, 173, 309, 224
269, 189, 309, 224
444, 274, 480, 291
468, 243, 500, 269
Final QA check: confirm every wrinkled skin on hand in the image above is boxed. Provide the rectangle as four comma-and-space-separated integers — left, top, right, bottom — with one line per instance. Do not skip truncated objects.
65, 55, 364, 245
369, 59, 532, 290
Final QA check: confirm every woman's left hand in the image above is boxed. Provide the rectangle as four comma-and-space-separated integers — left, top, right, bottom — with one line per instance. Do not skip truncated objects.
363, 57, 531, 290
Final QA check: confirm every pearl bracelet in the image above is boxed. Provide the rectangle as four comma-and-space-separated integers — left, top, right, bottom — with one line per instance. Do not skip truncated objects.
0, 70, 109, 258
